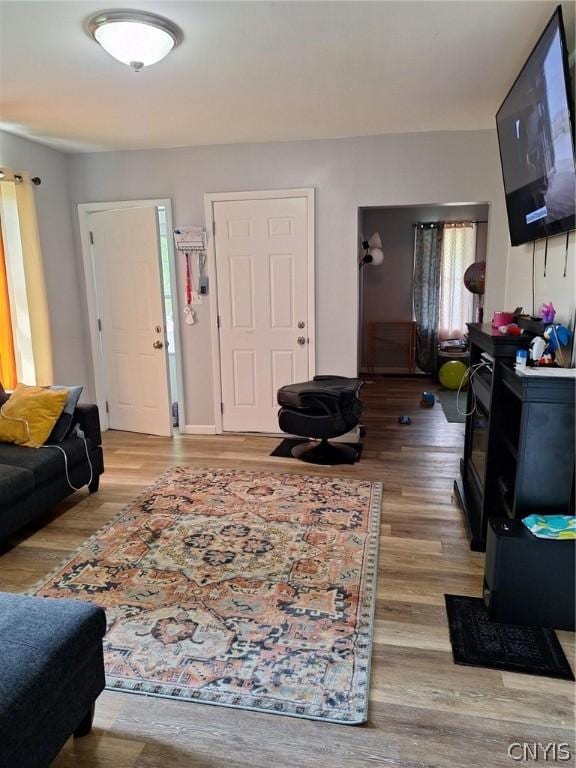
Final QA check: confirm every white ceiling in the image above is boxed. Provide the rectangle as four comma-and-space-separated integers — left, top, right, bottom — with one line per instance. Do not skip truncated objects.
0, 1, 573, 153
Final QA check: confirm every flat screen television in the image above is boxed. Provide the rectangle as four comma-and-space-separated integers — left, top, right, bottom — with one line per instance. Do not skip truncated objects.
496, 6, 576, 246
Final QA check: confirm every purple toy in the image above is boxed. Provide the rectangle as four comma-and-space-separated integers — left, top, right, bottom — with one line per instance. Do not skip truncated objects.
539, 302, 556, 324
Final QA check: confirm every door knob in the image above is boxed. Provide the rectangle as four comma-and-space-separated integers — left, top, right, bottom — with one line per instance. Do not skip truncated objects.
298, 321, 305, 329
152, 340, 164, 349
297, 336, 306, 345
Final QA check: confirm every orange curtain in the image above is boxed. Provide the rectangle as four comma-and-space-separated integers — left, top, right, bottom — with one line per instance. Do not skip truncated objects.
0, 218, 17, 389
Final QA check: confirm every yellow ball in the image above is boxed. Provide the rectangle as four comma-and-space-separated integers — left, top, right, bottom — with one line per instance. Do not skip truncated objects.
439, 360, 468, 390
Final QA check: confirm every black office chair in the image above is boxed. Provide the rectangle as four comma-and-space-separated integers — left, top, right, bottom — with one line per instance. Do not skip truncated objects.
277, 375, 363, 464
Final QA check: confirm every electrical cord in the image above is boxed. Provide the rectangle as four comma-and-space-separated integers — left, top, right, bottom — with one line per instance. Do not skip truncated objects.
456, 361, 490, 417
0, 403, 32, 442
41, 424, 93, 491
0, 407, 93, 491
551, 324, 565, 367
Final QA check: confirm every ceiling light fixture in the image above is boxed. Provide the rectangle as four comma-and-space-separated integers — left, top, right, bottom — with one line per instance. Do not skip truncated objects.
88, 10, 181, 71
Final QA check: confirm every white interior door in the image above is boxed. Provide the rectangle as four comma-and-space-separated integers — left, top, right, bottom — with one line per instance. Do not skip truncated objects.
90, 207, 172, 436
214, 195, 312, 433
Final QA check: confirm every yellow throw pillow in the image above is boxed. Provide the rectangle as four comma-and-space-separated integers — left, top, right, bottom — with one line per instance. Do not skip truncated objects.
0, 383, 69, 448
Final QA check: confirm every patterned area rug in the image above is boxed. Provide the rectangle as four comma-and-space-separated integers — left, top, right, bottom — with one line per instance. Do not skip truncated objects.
32, 468, 382, 723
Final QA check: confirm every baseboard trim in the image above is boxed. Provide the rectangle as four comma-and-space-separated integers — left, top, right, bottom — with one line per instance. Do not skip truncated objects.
179, 425, 359, 441
180, 425, 217, 435
360, 368, 426, 377
360, 367, 414, 374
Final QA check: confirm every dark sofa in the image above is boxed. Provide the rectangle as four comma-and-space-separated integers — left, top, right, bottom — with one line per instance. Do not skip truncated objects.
0, 404, 104, 541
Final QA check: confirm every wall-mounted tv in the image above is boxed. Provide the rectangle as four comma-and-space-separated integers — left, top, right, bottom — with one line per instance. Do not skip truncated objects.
496, 6, 576, 246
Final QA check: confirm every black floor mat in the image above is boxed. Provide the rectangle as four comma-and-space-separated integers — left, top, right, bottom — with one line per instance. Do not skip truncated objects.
445, 595, 574, 680
270, 438, 363, 463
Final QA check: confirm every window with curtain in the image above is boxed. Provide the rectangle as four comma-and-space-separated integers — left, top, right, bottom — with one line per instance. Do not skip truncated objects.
0, 216, 17, 388
413, 222, 443, 372
0, 172, 53, 387
438, 222, 476, 339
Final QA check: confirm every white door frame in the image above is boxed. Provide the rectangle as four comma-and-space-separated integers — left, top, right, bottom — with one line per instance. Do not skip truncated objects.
78, 198, 185, 432
204, 188, 315, 434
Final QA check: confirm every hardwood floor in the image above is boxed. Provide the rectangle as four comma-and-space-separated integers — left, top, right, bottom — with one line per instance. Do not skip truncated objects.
1, 377, 573, 767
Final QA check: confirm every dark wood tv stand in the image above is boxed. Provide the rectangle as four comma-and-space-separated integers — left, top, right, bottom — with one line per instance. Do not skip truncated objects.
454, 323, 575, 551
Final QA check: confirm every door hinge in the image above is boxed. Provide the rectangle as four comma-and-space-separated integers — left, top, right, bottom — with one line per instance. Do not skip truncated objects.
217, 315, 221, 329
105, 400, 109, 414
220, 402, 224, 414
212, 220, 216, 236
97, 318, 102, 332
89, 231, 94, 245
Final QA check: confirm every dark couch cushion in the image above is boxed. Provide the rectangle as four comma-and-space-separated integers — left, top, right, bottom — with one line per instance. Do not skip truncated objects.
0, 594, 106, 679
0, 464, 35, 506
0, 594, 106, 764
0, 437, 94, 487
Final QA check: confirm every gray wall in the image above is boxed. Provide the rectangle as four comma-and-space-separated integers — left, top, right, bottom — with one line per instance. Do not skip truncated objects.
0, 132, 90, 391
506, 238, 576, 329
3, 118, 573, 427
359, 203, 489, 368
67, 129, 509, 428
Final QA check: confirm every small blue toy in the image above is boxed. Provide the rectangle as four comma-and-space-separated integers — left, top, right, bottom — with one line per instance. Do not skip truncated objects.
420, 391, 435, 408
399, 415, 411, 425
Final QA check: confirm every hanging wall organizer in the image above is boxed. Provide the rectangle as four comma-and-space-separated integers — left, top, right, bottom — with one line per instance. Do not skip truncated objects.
173, 226, 207, 325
